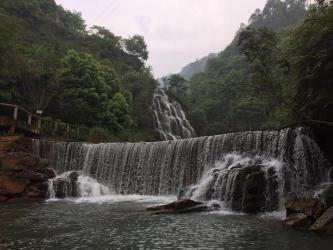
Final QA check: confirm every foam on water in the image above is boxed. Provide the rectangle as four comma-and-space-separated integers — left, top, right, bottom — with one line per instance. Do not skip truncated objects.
47, 194, 176, 205
34, 127, 330, 213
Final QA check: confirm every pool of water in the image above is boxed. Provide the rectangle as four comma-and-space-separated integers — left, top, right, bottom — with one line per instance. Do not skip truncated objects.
0, 196, 332, 250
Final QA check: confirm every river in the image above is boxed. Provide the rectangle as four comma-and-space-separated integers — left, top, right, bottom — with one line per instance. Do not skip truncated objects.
1, 195, 332, 249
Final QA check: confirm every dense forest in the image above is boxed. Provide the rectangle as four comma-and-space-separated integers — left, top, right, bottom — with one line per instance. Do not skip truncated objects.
164, 0, 333, 136
0, 0, 158, 141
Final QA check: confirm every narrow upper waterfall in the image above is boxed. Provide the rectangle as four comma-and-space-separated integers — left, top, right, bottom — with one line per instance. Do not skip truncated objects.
152, 88, 196, 140
32, 127, 331, 212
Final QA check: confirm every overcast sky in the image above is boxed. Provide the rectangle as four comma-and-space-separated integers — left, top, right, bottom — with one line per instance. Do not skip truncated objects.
55, 0, 267, 77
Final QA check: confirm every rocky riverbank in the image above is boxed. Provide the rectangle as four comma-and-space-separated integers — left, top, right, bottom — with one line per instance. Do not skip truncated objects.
284, 196, 333, 236
0, 136, 55, 203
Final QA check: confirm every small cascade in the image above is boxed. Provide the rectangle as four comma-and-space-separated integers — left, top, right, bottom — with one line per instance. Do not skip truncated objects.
33, 127, 330, 212
152, 89, 196, 140
48, 171, 111, 199
186, 154, 283, 213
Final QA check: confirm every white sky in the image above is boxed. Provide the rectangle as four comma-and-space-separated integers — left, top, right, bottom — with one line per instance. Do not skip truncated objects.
55, 0, 267, 77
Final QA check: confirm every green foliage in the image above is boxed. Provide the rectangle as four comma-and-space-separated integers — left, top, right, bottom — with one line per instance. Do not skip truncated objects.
178, 0, 321, 135
87, 127, 114, 143
0, 0, 158, 142
124, 35, 149, 61
280, 3, 333, 121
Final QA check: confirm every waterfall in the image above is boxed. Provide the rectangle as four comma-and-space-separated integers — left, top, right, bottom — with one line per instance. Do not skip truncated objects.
47, 171, 111, 199
32, 127, 330, 212
152, 89, 196, 140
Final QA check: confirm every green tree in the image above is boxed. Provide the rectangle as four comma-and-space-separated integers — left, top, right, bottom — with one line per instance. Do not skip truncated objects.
124, 35, 148, 61
56, 50, 132, 131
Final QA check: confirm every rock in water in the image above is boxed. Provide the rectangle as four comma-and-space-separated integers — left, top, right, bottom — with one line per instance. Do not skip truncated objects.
284, 197, 326, 229
285, 213, 313, 228
310, 206, 333, 235
241, 168, 266, 213
285, 197, 325, 220
53, 172, 80, 198
146, 199, 208, 214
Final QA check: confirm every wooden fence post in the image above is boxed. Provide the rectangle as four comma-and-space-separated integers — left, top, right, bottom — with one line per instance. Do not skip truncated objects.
9, 106, 18, 133
28, 114, 32, 126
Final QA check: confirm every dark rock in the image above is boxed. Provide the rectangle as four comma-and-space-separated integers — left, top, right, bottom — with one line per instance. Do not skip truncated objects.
15, 170, 48, 183
0, 194, 7, 203
146, 199, 208, 214
0, 153, 23, 171
310, 206, 333, 235
318, 183, 333, 209
0, 176, 30, 195
20, 154, 38, 168
285, 213, 313, 228
265, 167, 280, 211
177, 189, 185, 200
23, 182, 49, 198
242, 170, 266, 213
285, 197, 325, 220
229, 165, 263, 212
53, 179, 69, 199
0, 238, 8, 250
35, 168, 56, 179
53, 172, 80, 198
69, 171, 79, 181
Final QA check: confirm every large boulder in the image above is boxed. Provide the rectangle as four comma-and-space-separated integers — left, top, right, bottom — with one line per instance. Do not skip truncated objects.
229, 165, 267, 213
0, 152, 48, 172
0, 176, 30, 195
0, 153, 23, 171
310, 206, 333, 235
15, 170, 48, 183
36, 168, 56, 179
52, 172, 80, 198
284, 197, 326, 230
242, 170, 266, 213
146, 199, 208, 214
285, 213, 313, 228
23, 182, 49, 198
285, 197, 325, 220
0, 136, 54, 202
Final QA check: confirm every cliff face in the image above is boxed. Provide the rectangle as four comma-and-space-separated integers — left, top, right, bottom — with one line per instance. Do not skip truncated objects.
0, 136, 55, 203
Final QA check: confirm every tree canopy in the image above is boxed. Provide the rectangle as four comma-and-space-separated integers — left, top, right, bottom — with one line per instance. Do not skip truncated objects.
0, 0, 158, 141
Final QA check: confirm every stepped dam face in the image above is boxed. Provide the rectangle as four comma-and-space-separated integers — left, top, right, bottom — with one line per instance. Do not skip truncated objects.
32, 127, 331, 213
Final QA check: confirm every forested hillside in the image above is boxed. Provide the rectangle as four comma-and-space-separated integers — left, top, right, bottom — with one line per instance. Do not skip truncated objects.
0, 0, 158, 141
164, 0, 333, 136
179, 53, 217, 80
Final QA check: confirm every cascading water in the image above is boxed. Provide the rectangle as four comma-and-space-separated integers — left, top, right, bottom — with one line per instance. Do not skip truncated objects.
32, 127, 331, 212
47, 171, 111, 199
152, 88, 196, 140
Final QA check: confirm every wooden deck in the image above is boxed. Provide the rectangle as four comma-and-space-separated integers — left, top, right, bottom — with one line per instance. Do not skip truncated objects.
0, 103, 41, 135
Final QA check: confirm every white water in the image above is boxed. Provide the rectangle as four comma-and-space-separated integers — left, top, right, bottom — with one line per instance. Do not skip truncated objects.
48, 172, 111, 199
34, 127, 330, 213
152, 89, 196, 140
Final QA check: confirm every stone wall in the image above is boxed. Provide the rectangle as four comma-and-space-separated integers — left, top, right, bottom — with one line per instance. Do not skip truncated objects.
0, 136, 55, 203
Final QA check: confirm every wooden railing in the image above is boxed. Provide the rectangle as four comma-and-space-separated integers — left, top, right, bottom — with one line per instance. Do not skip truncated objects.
0, 103, 41, 135
41, 118, 90, 139
0, 103, 90, 138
